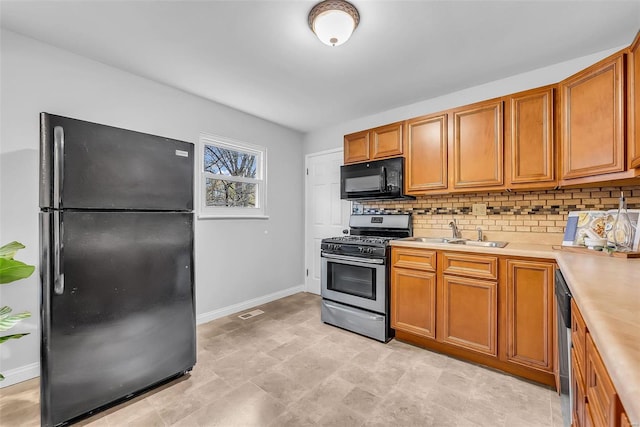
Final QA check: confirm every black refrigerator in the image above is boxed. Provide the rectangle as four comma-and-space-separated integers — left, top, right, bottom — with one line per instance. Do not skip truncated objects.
39, 113, 196, 427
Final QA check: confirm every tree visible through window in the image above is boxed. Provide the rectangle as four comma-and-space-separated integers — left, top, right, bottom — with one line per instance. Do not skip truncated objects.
199, 134, 267, 218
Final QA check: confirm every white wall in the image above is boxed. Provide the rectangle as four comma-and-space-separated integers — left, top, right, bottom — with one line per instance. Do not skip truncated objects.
0, 29, 305, 385
303, 45, 625, 155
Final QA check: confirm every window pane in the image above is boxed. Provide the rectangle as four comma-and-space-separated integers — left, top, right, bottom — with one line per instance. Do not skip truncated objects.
205, 178, 257, 208
204, 145, 257, 178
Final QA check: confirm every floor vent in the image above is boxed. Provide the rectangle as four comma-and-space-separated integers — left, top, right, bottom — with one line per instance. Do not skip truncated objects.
238, 309, 264, 320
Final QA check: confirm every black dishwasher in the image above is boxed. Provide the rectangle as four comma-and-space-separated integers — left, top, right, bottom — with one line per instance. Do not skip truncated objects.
554, 268, 572, 426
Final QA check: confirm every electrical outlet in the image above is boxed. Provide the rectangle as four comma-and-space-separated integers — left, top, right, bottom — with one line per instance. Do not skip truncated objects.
472, 203, 487, 216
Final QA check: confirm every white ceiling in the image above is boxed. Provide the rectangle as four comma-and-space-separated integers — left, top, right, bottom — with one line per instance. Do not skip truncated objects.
1, 1, 639, 133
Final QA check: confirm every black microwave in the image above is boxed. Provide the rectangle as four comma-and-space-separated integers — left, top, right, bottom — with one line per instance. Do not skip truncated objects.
340, 157, 415, 201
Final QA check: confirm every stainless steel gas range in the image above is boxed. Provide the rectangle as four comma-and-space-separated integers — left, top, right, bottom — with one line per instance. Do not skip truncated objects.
320, 214, 412, 342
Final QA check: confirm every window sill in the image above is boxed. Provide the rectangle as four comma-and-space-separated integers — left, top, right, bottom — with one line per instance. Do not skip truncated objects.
197, 214, 270, 220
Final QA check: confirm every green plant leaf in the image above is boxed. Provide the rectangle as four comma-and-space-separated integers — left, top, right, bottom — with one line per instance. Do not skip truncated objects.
0, 258, 35, 284
0, 333, 30, 344
0, 373, 4, 381
0, 241, 26, 260
0, 311, 31, 332
0, 306, 10, 317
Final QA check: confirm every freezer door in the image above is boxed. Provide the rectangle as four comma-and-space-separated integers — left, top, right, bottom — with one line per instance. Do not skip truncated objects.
40, 211, 195, 427
40, 113, 194, 211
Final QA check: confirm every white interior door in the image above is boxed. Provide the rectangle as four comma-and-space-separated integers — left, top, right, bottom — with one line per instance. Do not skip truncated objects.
305, 149, 350, 295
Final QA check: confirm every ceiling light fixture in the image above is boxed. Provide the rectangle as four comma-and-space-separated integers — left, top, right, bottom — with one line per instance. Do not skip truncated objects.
308, 0, 360, 47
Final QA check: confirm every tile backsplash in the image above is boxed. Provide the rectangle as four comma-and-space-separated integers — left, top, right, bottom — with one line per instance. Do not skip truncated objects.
354, 186, 640, 242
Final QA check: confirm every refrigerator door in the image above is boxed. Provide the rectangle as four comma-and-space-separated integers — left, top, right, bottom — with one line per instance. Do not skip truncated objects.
40, 113, 194, 211
40, 211, 195, 427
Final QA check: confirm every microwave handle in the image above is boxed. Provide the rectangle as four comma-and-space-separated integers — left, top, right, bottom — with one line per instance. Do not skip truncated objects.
380, 166, 387, 191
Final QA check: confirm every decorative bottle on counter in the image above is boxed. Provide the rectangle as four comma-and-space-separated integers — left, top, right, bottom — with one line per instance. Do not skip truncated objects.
612, 191, 634, 251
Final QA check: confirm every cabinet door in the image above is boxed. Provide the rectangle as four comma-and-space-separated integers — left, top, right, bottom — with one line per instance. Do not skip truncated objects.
344, 130, 370, 164
561, 52, 625, 179
572, 350, 587, 427
505, 260, 554, 372
585, 333, 620, 427
508, 87, 555, 186
440, 275, 497, 356
629, 31, 640, 169
391, 267, 437, 339
371, 122, 403, 160
406, 114, 448, 193
452, 100, 504, 189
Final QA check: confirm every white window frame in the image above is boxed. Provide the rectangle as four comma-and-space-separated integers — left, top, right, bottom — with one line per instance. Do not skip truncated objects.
198, 133, 268, 219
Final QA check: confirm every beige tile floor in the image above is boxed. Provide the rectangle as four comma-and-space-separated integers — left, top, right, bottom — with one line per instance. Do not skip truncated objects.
1, 292, 562, 426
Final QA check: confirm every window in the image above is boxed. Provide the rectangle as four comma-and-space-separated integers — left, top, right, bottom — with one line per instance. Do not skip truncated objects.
198, 133, 267, 218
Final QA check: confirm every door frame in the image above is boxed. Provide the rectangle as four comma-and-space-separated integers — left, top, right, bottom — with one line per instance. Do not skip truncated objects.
304, 147, 345, 294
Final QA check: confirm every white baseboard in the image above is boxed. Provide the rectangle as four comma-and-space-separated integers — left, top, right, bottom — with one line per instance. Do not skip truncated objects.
0, 362, 39, 388
196, 284, 305, 325
0, 287, 305, 388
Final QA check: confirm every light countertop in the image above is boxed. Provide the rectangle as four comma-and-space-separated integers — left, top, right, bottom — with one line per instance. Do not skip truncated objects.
390, 239, 640, 424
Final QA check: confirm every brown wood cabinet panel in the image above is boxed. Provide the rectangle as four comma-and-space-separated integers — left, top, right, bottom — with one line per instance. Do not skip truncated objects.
586, 333, 620, 427
442, 252, 498, 280
406, 113, 448, 193
561, 52, 625, 179
440, 275, 497, 356
391, 267, 437, 339
392, 247, 436, 271
571, 298, 587, 376
452, 100, 504, 188
621, 410, 632, 427
371, 122, 403, 160
572, 349, 587, 427
507, 87, 555, 186
344, 130, 370, 164
629, 31, 640, 169
505, 260, 554, 372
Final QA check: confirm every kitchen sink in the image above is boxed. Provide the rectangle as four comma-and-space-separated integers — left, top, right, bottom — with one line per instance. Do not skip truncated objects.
463, 240, 509, 248
400, 236, 508, 248
402, 237, 450, 243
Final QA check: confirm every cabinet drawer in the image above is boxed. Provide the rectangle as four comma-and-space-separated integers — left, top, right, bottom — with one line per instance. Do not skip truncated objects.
586, 333, 619, 427
442, 252, 498, 280
571, 299, 587, 377
392, 248, 436, 271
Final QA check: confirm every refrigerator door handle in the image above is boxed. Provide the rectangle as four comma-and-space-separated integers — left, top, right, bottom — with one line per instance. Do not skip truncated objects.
53, 211, 64, 295
53, 126, 64, 209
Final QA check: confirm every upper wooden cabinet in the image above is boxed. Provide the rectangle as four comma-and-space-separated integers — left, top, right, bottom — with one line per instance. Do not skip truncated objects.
505, 86, 556, 188
452, 99, 504, 189
405, 113, 448, 193
503, 259, 554, 373
560, 52, 626, 180
344, 122, 403, 164
629, 31, 640, 169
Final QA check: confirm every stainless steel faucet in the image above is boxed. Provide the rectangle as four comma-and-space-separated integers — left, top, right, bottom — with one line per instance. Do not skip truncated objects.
476, 226, 483, 241
449, 219, 462, 239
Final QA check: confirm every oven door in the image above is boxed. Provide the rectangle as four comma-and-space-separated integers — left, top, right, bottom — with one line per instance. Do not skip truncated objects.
321, 253, 386, 314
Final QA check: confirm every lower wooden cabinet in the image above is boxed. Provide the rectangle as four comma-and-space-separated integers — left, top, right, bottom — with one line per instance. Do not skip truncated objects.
586, 333, 620, 427
391, 267, 436, 339
504, 260, 554, 372
391, 248, 437, 339
440, 274, 497, 356
572, 349, 587, 427
390, 247, 556, 387
570, 298, 630, 427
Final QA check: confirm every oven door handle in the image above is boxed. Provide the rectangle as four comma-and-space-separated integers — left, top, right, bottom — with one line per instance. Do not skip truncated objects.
321, 253, 385, 265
